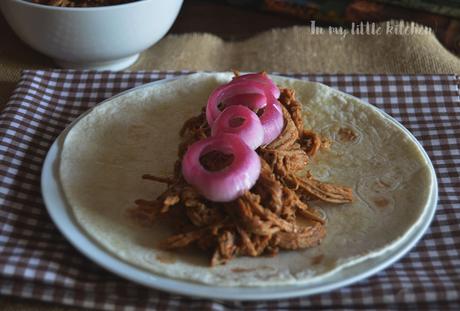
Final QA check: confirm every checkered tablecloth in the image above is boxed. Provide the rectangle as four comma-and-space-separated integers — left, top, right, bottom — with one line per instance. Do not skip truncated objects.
0, 70, 459, 310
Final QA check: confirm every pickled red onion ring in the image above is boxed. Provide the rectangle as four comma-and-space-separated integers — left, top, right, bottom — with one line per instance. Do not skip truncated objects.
182, 134, 261, 202
222, 93, 266, 112
206, 81, 269, 126
259, 95, 284, 145
232, 72, 280, 99
211, 105, 264, 150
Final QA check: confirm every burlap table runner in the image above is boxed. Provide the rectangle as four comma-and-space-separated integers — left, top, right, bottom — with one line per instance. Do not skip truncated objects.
1, 18, 459, 108
0, 16, 459, 310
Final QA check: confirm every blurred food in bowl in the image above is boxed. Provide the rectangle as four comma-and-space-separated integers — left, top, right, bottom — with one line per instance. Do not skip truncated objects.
31, 0, 138, 7
0, 0, 183, 70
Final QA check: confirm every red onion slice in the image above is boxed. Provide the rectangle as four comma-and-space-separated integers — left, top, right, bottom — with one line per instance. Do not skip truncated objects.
182, 133, 261, 202
211, 105, 264, 150
222, 93, 266, 111
232, 72, 280, 99
259, 95, 284, 145
206, 81, 269, 126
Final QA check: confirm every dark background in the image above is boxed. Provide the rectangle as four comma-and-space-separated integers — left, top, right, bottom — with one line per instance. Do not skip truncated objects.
169, 0, 460, 55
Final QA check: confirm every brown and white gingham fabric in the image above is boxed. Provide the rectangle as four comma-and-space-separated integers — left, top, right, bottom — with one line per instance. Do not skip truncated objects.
0, 70, 459, 310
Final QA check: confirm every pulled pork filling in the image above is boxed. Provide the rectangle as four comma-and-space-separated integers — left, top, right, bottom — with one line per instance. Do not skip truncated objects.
132, 88, 353, 266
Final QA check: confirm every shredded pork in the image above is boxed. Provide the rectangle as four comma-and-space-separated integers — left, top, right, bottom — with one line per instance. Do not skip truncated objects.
131, 87, 353, 265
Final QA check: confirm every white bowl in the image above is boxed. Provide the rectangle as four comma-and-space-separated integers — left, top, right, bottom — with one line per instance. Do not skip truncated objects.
0, 0, 183, 70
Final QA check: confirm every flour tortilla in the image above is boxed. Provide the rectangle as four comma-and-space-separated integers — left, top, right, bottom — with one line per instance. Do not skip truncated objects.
59, 72, 433, 286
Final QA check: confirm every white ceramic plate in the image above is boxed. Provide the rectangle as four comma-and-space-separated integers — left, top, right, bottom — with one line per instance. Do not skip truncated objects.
41, 78, 438, 301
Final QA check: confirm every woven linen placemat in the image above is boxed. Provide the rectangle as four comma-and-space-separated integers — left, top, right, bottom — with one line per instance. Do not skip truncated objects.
0, 70, 459, 310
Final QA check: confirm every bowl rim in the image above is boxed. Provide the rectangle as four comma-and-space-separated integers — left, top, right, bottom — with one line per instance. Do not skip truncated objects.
9, 0, 159, 11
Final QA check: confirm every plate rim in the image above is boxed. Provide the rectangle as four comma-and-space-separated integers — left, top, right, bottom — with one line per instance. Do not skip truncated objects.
40, 74, 438, 301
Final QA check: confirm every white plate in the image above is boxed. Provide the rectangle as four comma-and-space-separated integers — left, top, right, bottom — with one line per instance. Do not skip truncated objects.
41, 78, 438, 301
